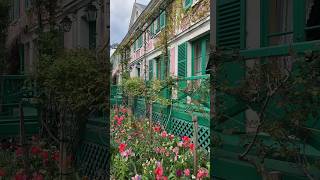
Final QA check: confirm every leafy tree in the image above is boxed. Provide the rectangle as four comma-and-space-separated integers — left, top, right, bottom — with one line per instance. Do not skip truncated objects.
34, 49, 108, 177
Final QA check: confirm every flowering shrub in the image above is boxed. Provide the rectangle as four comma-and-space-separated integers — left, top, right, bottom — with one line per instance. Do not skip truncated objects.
0, 136, 61, 179
111, 106, 210, 179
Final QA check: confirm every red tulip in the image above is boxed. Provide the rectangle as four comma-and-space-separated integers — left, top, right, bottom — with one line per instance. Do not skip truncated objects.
118, 143, 127, 153
154, 166, 163, 176
182, 136, 190, 143
153, 126, 161, 133
189, 143, 195, 151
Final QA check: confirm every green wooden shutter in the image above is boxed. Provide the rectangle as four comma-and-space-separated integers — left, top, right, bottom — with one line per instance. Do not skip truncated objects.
178, 42, 187, 77
201, 39, 207, 75
133, 41, 136, 51
178, 42, 187, 99
150, 22, 154, 37
217, 0, 246, 49
140, 35, 143, 48
149, 60, 153, 80
184, 0, 193, 9
155, 18, 160, 33
14, 0, 20, 19
160, 11, 166, 29
160, 55, 165, 80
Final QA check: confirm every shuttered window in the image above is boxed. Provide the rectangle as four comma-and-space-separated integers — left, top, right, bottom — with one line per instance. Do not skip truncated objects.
149, 60, 153, 80
156, 59, 161, 79
178, 42, 187, 77
150, 22, 154, 37
138, 35, 143, 48
217, 0, 246, 49
160, 11, 166, 29
178, 42, 188, 99
184, 0, 193, 9
155, 17, 160, 33
14, 0, 20, 20
25, 0, 31, 9
160, 56, 165, 80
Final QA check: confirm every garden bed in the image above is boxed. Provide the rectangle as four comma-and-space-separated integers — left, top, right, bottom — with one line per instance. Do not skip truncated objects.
111, 106, 210, 179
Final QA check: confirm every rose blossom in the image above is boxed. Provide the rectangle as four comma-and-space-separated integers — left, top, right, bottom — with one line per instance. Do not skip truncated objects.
161, 131, 168, 138
153, 126, 161, 133
196, 168, 209, 179
169, 134, 174, 140
184, 169, 190, 176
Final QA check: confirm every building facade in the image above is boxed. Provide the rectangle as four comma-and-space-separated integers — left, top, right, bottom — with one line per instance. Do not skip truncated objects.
111, 0, 210, 86
211, 0, 320, 179
6, 0, 107, 75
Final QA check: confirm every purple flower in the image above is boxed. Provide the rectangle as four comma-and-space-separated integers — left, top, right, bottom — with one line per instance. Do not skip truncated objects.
176, 169, 183, 177
131, 174, 142, 180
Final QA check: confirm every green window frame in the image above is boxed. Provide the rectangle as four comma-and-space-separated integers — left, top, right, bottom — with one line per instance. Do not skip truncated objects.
156, 58, 161, 79
150, 22, 154, 37
149, 60, 153, 80
192, 35, 209, 76
184, 0, 193, 10
14, 0, 20, 20
160, 11, 166, 29
155, 17, 160, 34
25, 0, 31, 10
139, 35, 143, 48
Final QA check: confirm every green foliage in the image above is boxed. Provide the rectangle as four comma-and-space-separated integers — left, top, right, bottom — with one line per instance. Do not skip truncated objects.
35, 49, 107, 113
0, 138, 60, 179
122, 77, 146, 98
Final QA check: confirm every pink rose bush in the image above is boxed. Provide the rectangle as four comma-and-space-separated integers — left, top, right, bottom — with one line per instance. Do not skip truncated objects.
111, 106, 210, 179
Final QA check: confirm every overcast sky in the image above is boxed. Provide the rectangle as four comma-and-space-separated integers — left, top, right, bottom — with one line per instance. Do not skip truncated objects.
111, 0, 151, 55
